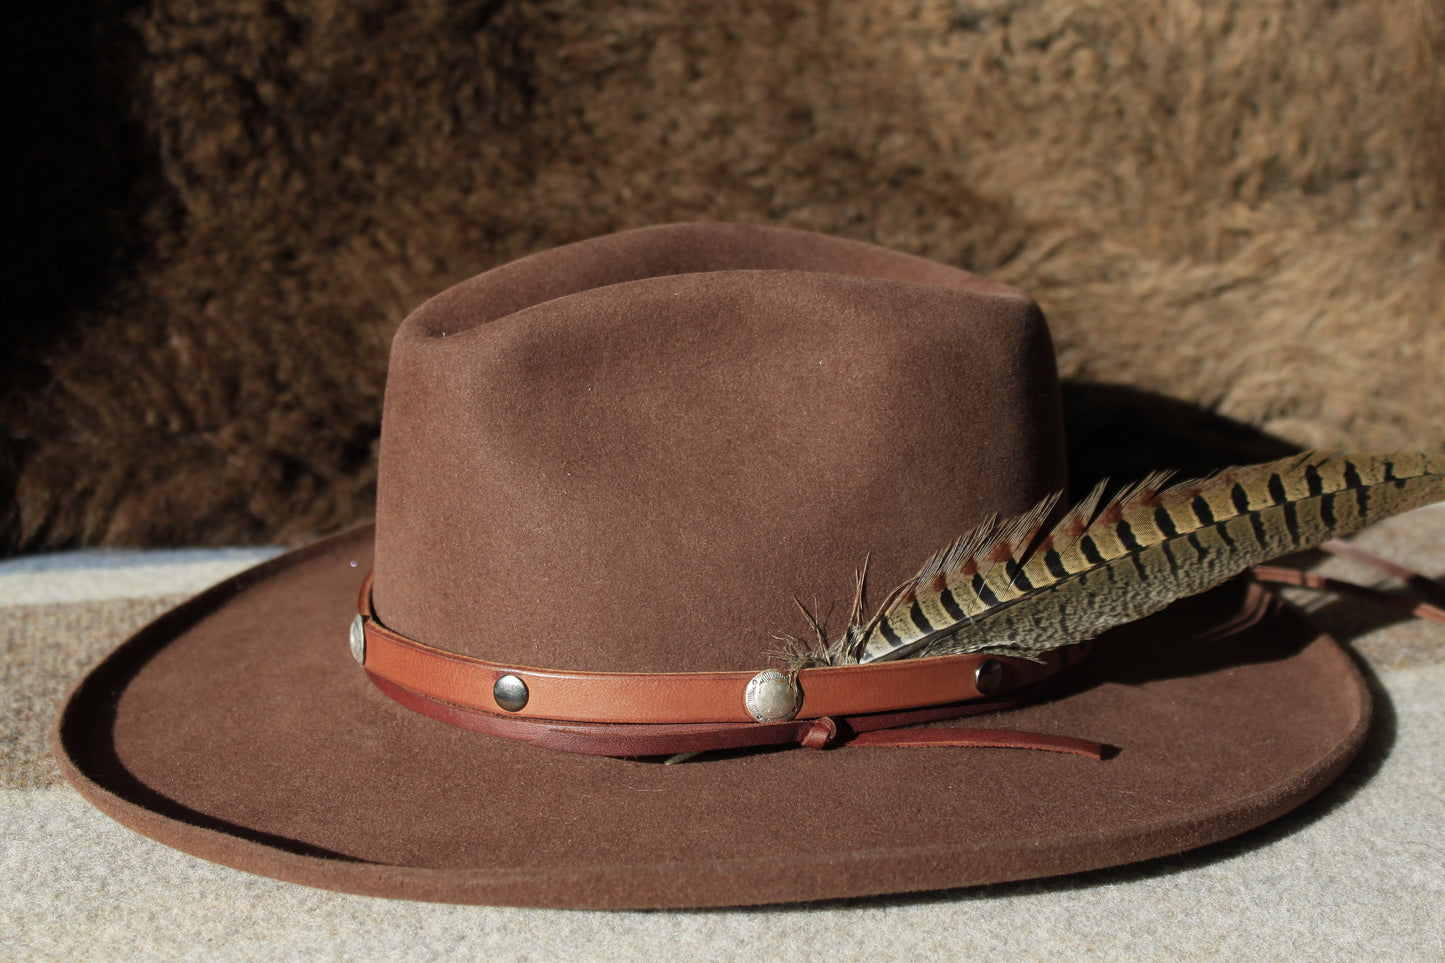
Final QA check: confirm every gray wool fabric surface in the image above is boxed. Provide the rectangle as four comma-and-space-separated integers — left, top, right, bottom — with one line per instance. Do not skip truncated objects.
3, 511, 1444, 962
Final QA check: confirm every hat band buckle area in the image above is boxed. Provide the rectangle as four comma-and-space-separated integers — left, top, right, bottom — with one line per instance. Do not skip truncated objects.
353, 572, 1102, 759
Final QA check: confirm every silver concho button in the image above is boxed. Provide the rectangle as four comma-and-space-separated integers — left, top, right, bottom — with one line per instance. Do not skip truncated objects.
493, 674, 530, 712
975, 658, 1004, 696
744, 669, 801, 723
349, 614, 366, 665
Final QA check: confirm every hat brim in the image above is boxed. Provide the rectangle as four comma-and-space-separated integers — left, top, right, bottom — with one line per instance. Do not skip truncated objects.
53, 525, 1370, 909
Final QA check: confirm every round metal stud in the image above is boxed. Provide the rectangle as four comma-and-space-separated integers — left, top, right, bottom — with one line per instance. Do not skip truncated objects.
974, 658, 1004, 696
744, 669, 802, 723
349, 614, 366, 665
493, 674, 530, 712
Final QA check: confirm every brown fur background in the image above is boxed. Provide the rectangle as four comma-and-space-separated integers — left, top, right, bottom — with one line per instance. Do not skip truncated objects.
4, 0, 1444, 554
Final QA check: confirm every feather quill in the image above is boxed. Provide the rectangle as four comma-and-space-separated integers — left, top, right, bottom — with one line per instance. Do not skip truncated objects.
806, 450, 1445, 667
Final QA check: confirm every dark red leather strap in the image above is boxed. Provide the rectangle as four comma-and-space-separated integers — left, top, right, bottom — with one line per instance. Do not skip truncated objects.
1253, 566, 1445, 623
1251, 538, 1445, 625
1320, 538, 1445, 607
845, 728, 1107, 758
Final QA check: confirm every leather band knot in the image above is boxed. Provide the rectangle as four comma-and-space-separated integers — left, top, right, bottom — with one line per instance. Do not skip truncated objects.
800, 717, 839, 749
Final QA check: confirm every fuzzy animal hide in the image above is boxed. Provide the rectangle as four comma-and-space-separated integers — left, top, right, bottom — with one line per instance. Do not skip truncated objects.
3, 0, 1443, 552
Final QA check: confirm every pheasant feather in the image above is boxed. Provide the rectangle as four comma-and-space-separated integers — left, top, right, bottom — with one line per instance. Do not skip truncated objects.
812, 450, 1445, 666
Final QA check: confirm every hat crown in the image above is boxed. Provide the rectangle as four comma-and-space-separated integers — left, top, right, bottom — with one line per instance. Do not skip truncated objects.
372, 224, 1067, 672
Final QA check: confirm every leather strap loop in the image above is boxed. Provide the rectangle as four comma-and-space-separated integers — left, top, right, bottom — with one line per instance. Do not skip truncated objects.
801, 718, 838, 750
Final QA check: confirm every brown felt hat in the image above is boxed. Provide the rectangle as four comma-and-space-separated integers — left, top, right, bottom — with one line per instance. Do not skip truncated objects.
54, 223, 1369, 908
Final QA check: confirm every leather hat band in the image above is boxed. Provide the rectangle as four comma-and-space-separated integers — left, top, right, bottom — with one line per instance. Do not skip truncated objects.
355, 572, 1097, 757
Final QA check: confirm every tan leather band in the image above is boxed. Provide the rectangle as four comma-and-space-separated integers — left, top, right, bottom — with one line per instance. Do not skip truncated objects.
357, 572, 1088, 726
369, 672, 1107, 758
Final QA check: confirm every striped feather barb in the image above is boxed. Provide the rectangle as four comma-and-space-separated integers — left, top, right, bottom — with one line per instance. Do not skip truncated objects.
799, 451, 1445, 668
